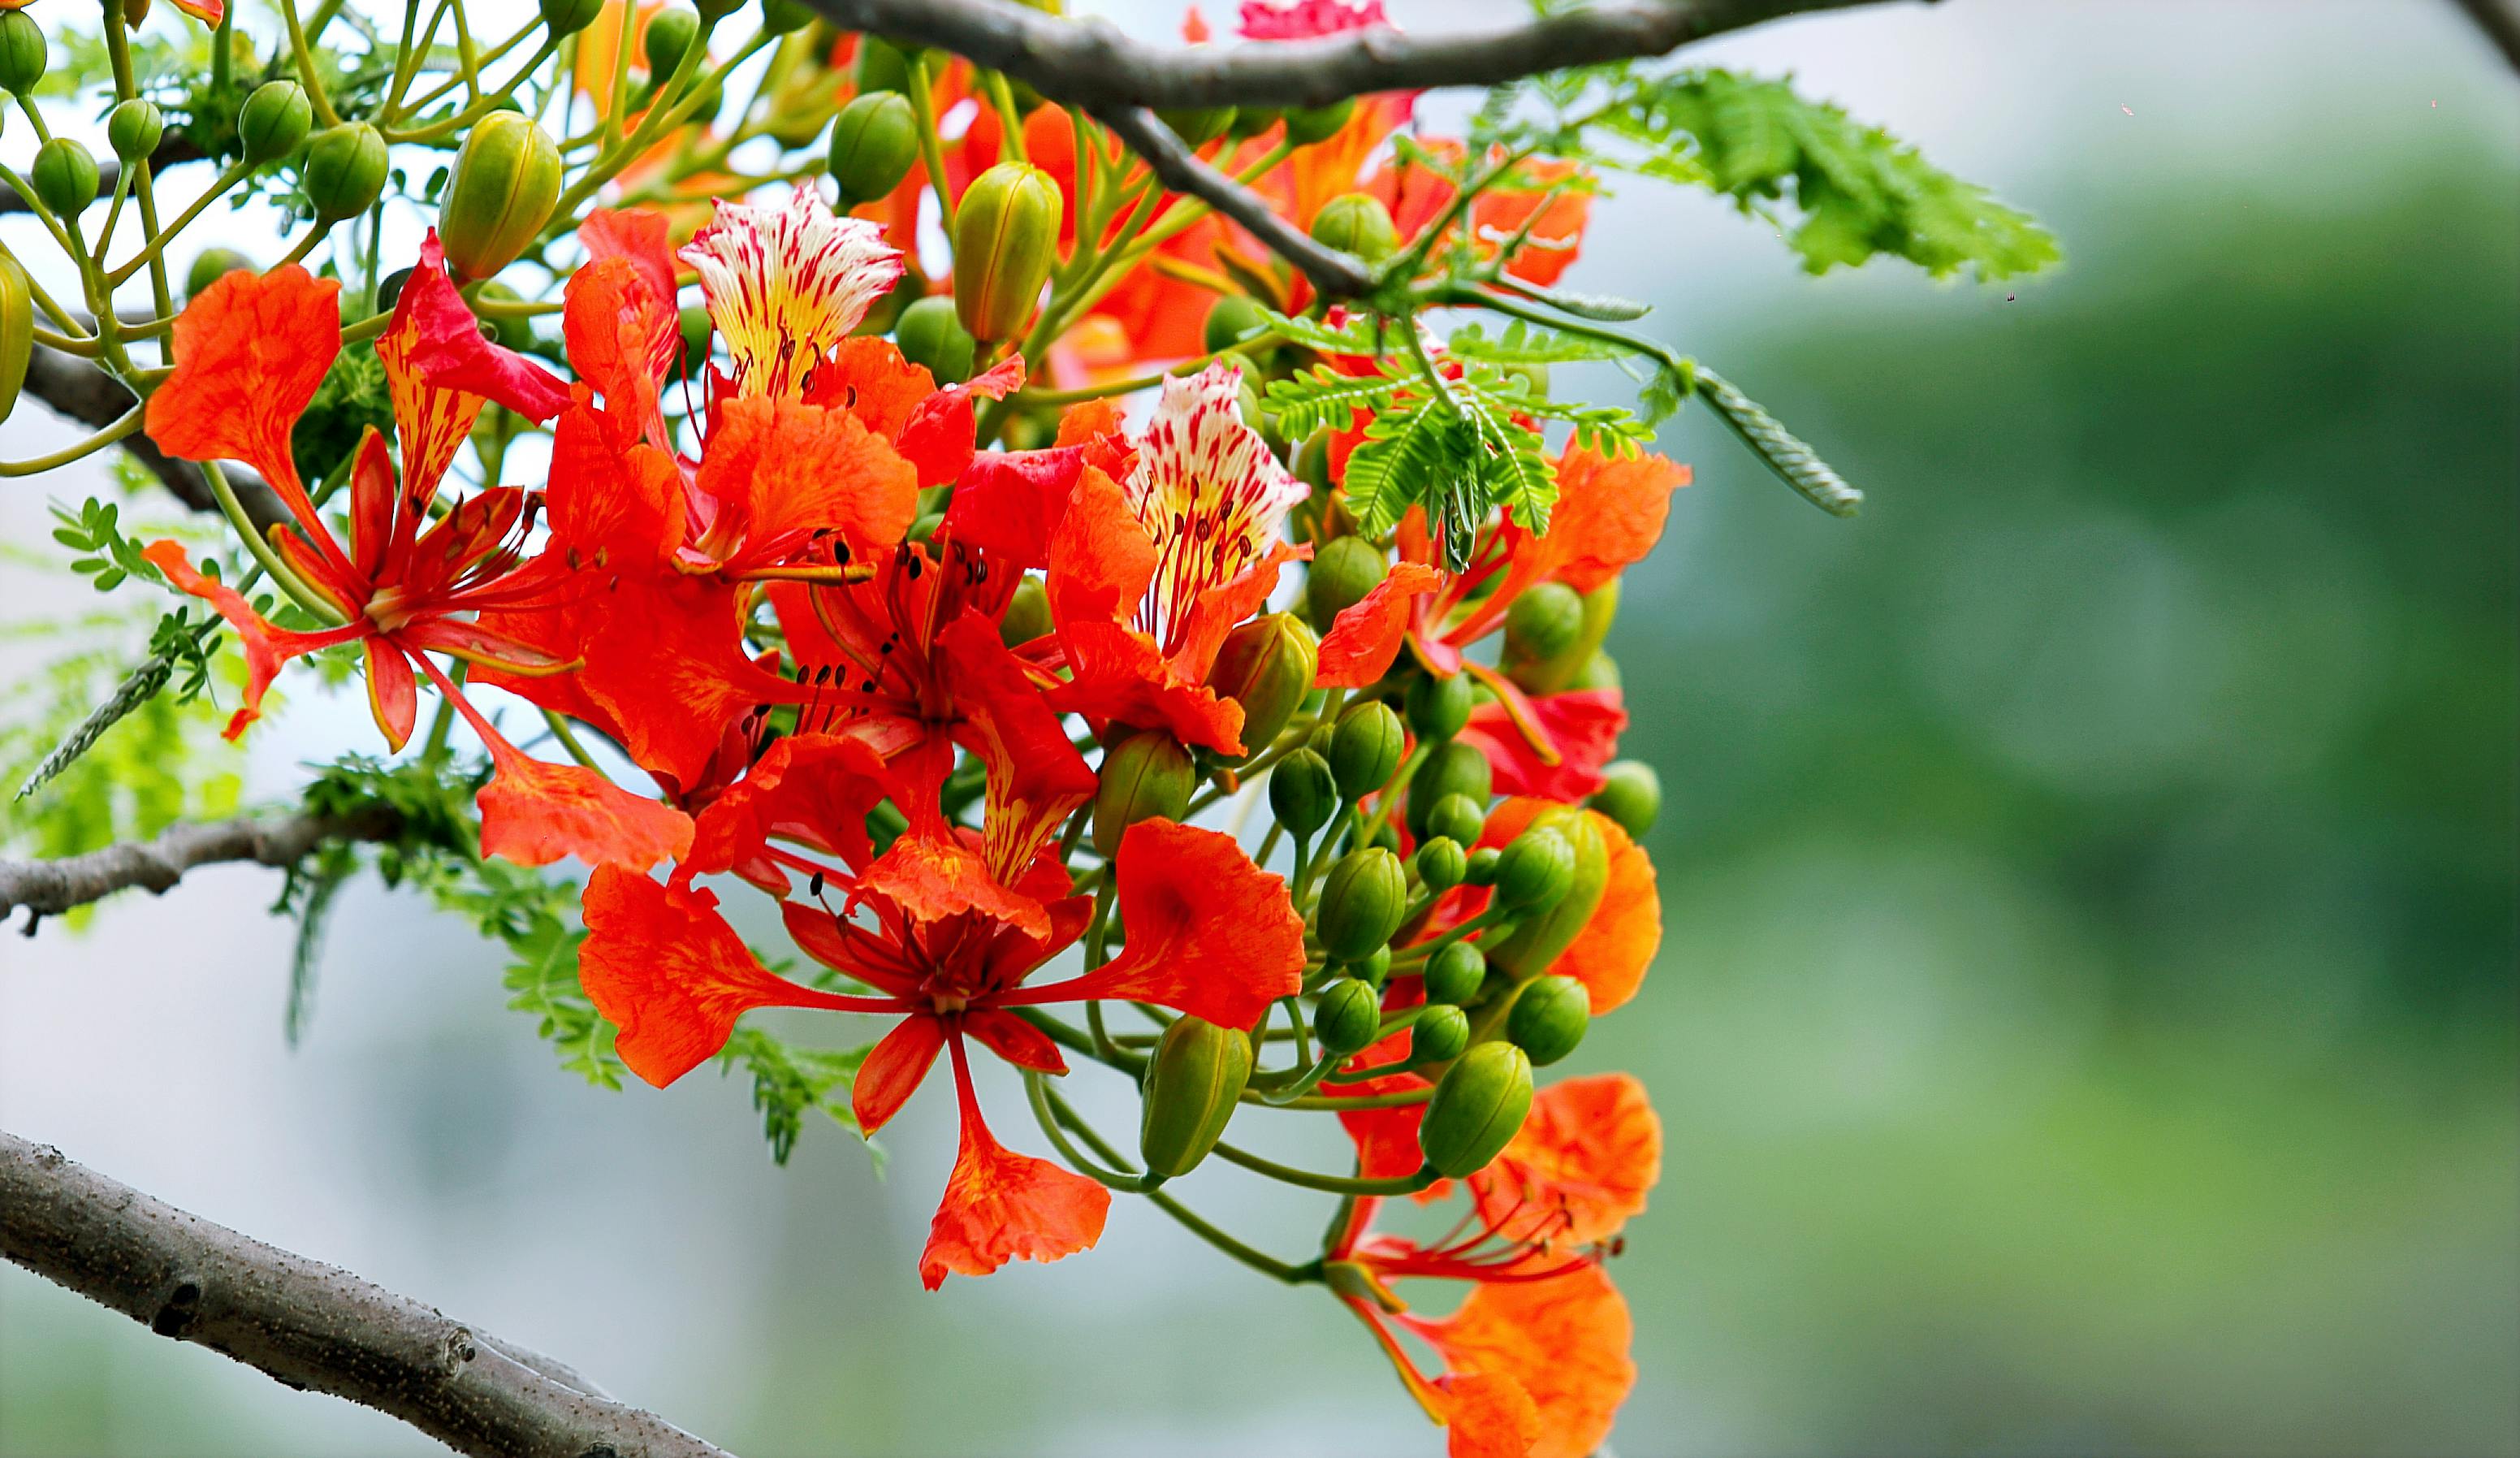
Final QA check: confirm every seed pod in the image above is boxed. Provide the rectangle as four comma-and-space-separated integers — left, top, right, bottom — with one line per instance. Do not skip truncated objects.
237, 80, 313, 165
1092, 730, 1194, 857
1316, 846, 1407, 963
1269, 748, 1336, 839
0, 256, 32, 426
1422, 940, 1485, 1006
1406, 742, 1491, 839
1493, 826, 1574, 911
828, 91, 920, 208
1485, 807, 1610, 981
106, 98, 162, 163
1502, 580, 1584, 665
1000, 575, 1052, 647
953, 162, 1061, 342
893, 295, 976, 384
1282, 96, 1356, 147
760, 0, 814, 32
1204, 293, 1266, 355
1510, 579, 1620, 695
1156, 106, 1235, 146
0, 11, 46, 97
1419, 1042, 1532, 1178
1312, 976, 1381, 1057
1138, 1016, 1254, 1177
1304, 534, 1385, 632
854, 35, 920, 96
1415, 836, 1467, 894
303, 122, 389, 222
1327, 700, 1403, 802
1211, 612, 1316, 764
540, 0, 603, 37
1424, 793, 1485, 849
186, 248, 252, 299
1588, 759, 1660, 838
1412, 1005, 1470, 1064
31, 138, 97, 219
1310, 193, 1398, 265
1404, 671, 1475, 743
643, 6, 702, 78
438, 111, 560, 280
1506, 974, 1589, 1066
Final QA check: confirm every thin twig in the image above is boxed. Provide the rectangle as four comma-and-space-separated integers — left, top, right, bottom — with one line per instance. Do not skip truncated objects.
1090, 106, 1374, 300
0, 1131, 735, 1458
0, 807, 404, 932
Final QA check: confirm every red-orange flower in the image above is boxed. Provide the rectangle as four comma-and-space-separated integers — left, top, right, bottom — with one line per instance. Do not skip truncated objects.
140, 249, 689, 871
577, 816, 1303, 1286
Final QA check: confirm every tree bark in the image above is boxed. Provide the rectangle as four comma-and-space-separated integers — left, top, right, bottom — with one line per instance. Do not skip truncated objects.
0, 1131, 737, 1458
0, 808, 405, 931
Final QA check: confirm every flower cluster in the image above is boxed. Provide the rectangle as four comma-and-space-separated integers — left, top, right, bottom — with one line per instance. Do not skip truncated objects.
127, 14, 1682, 1454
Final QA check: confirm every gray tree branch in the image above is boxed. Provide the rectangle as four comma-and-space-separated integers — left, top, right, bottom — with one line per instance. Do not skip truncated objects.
0, 807, 404, 931
2453, 0, 2520, 71
20, 346, 294, 535
0, 1130, 737, 1458
802, 0, 1896, 110
1090, 105, 1377, 298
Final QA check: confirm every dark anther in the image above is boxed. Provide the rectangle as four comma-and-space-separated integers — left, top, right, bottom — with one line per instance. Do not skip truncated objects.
809, 872, 825, 898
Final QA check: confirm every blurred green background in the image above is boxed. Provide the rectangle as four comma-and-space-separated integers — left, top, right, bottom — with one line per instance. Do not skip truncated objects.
3, 1, 2514, 1455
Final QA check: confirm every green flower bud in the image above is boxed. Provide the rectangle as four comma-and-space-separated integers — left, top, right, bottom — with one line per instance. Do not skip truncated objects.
1268, 748, 1336, 840
1282, 96, 1356, 147
0, 11, 47, 97
1412, 1004, 1470, 1064
694, 0, 741, 23
1138, 1016, 1253, 1177
1092, 730, 1194, 857
1419, 1042, 1532, 1178
828, 90, 921, 208
1304, 534, 1385, 632
238, 80, 313, 165
1415, 836, 1467, 894
953, 162, 1061, 342
1510, 580, 1619, 695
1422, 940, 1485, 1006
1000, 574, 1052, 647
30, 138, 97, 220
1503, 580, 1584, 664
854, 35, 919, 96
1407, 742, 1491, 839
1316, 846, 1406, 963
185, 248, 253, 300
643, 6, 702, 77
1211, 612, 1317, 764
1486, 807, 1610, 981
893, 295, 977, 384
1588, 759, 1660, 838
1204, 293, 1266, 355
1310, 193, 1398, 265
1313, 976, 1381, 1057
1228, 105, 1281, 140
1493, 826, 1574, 911
1295, 429, 1334, 494
0, 257, 32, 427
1424, 793, 1485, 850
439, 111, 561, 279
760, 0, 815, 32
1327, 700, 1403, 802
1567, 650, 1620, 691
1463, 846, 1502, 886
540, 0, 603, 37
1353, 945, 1392, 987
1156, 106, 1235, 146
1404, 671, 1475, 743
303, 121, 389, 223
106, 98, 162, 163
1506, 974, 1589, 1066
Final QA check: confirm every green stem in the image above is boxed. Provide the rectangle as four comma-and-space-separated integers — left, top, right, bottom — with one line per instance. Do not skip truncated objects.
1208, 1140, 1437, 1196
0, 410, 144, 475
282, 0, 345, 129
1037, 1084, 1311, 1284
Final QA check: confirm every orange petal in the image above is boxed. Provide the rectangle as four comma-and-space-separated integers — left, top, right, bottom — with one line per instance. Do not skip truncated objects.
1544, 447, 1686, 595
919, 1041, 1109, 1288
852, 1014, 946, 1134
144, 265, 343, 551
937, 612, 1097, 882
477, 749, 696, 872
545, 396, 686, 568
1471, 1072, 1662, 1248
1434, 1371, 1543, 1458
683, 732, 895, 886
858, 831, 1053, 941
1318, 561, 1445, 689
140, 541, 363, 740
561, 254, 676, 449
1459, 686, 1627, 803
1418, 1265, 1635, 1458
1045, 464, 1154, 631
695, 396, 919, 566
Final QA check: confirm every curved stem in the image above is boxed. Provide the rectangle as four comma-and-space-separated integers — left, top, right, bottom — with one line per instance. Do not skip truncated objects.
1208, 1140, 1436, 1196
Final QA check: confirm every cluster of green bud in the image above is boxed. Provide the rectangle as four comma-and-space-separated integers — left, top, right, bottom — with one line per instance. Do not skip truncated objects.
1092, 731, 1193, 855
895, 296, 977, 383
0, 11, 47, 97
1212, 614, 1317, 767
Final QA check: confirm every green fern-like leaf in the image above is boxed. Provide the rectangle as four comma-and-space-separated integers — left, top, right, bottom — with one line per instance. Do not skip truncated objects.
1264, 364, 1399, 439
